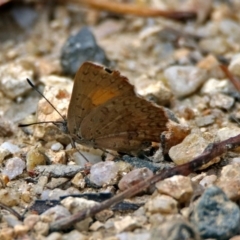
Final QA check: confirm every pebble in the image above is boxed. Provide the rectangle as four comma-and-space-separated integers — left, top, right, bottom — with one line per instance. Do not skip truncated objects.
150, 220, 200, 240
2, 157, 25, 180
1, 141, 20, 154
118, 167, 153, 191
46, 232, 63, 240
190, 186, 240, 240
199, 174, 217, 188
114, 216, 140, 233
41, 205, 71, 221
209, 93, 234, 110
95, 209, 114, 223
197, 55, 224, 79
46, 177, 69, 189
72, 150, 102, 166
62, 230, 88, 240
229, 53, 240, 77
61, 26, 110, 76
0, 60, 35, 99
89, 161, 119, 187
34, 165, 84, 178
26, 148, 47, 171
164, 66, 207, 98
117, 231, 151, 240
14, 225, 29, 237
169, 132, 219, 169
199, 36, 228, 55
216, 163, 240, 200
0, 146, 11, 163
155, 175, 193, 203
61, 197, 99, 231
0, 228, 14, 240
33, 221, 49, 236
35, 176, 48, 195
23, 214, 40, 229
51, 142, 64, 152
145, 194, 178, 214
195, 115, 215, 127
71, 172, 85, 189
201, 78, 229, 94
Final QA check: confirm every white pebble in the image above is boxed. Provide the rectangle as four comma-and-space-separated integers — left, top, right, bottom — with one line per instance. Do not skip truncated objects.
2, 157, 25, 180
1, 142, 20, 154
51, 142, 64, 152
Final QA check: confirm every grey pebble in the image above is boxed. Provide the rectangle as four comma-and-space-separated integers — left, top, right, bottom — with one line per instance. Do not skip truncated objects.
61, 27, 110, 76
190, 186, 240, 240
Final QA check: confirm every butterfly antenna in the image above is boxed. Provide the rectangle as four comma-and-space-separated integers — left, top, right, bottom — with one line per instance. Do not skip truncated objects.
26, 78, 66, 121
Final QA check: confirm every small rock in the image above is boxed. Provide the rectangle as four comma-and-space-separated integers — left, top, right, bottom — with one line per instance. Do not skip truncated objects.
0, 147, 11, 163
229, 53, 240, 77
1, 141, 20, 154
71, 172, 85, 189
216, 163, 240, 200
164, 66, 207, 98
0, 60, 35, 99
26, 148, 47, 172
210, 93, 234, 110
23, 214, 40, 229
72, 149, 102, 166
197, 55, 224, 79
33, 221, 49, 236
118, 167, 153, 191
35, 165, 84, 178
46, 177, 69, 189
199, 37, 228, 55
62, 230, 88, 240
150, 220, 200, 240
195, 115, 215, 127
61, 197, 99, 231
95, 209, 114, 222
114, 216, 140, 233
41, 205, 71, 222
51, 142, 64, 152
2, 157, 25, 180
89, 161, 119, 187
169, 132, 219, 169
35, 176, 48, 195
155, 175, 193, 203
190, 186, 240, 240
201, 78, 229, 94
145, 194, 178, 214
117, 231, 151, 240
14, 225, 29, 237
89, 221, 104, 231
61, 27, 110, 76
199, 174, 217, 188
0, 189, 20, 206
46, 232, 62, 240
217, 127, 240, 144
0, 228, 14, 240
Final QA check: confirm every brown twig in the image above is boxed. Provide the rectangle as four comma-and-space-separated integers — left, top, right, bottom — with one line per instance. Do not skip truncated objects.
0, 202, 23, 220
220, 64, 240, 92
50, 133, 240, 232
67, 0, 196, 21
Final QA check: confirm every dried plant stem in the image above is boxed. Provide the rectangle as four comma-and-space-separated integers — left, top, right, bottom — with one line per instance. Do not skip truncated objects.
50, 133, 240, 232
67, 0, 196, 20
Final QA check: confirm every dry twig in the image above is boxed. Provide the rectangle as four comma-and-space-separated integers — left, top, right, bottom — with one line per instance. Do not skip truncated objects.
66, 0, 196, 20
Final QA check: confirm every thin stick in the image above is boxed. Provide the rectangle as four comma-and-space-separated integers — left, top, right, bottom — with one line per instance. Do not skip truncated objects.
67, 0, 196, 20
50, 133, 240, 232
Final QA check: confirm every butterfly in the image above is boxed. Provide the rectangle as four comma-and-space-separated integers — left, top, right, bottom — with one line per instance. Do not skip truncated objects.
21, 62, 188, 156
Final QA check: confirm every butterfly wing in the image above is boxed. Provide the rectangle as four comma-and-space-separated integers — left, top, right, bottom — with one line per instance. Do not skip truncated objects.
67, 62, 133, 136
71, 64, 171, 153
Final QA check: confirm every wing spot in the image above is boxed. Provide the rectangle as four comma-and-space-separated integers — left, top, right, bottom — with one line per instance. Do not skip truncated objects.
105, 68, 112, 74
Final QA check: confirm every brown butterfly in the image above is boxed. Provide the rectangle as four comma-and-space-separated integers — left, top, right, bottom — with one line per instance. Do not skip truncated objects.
21, 62, 188, 156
